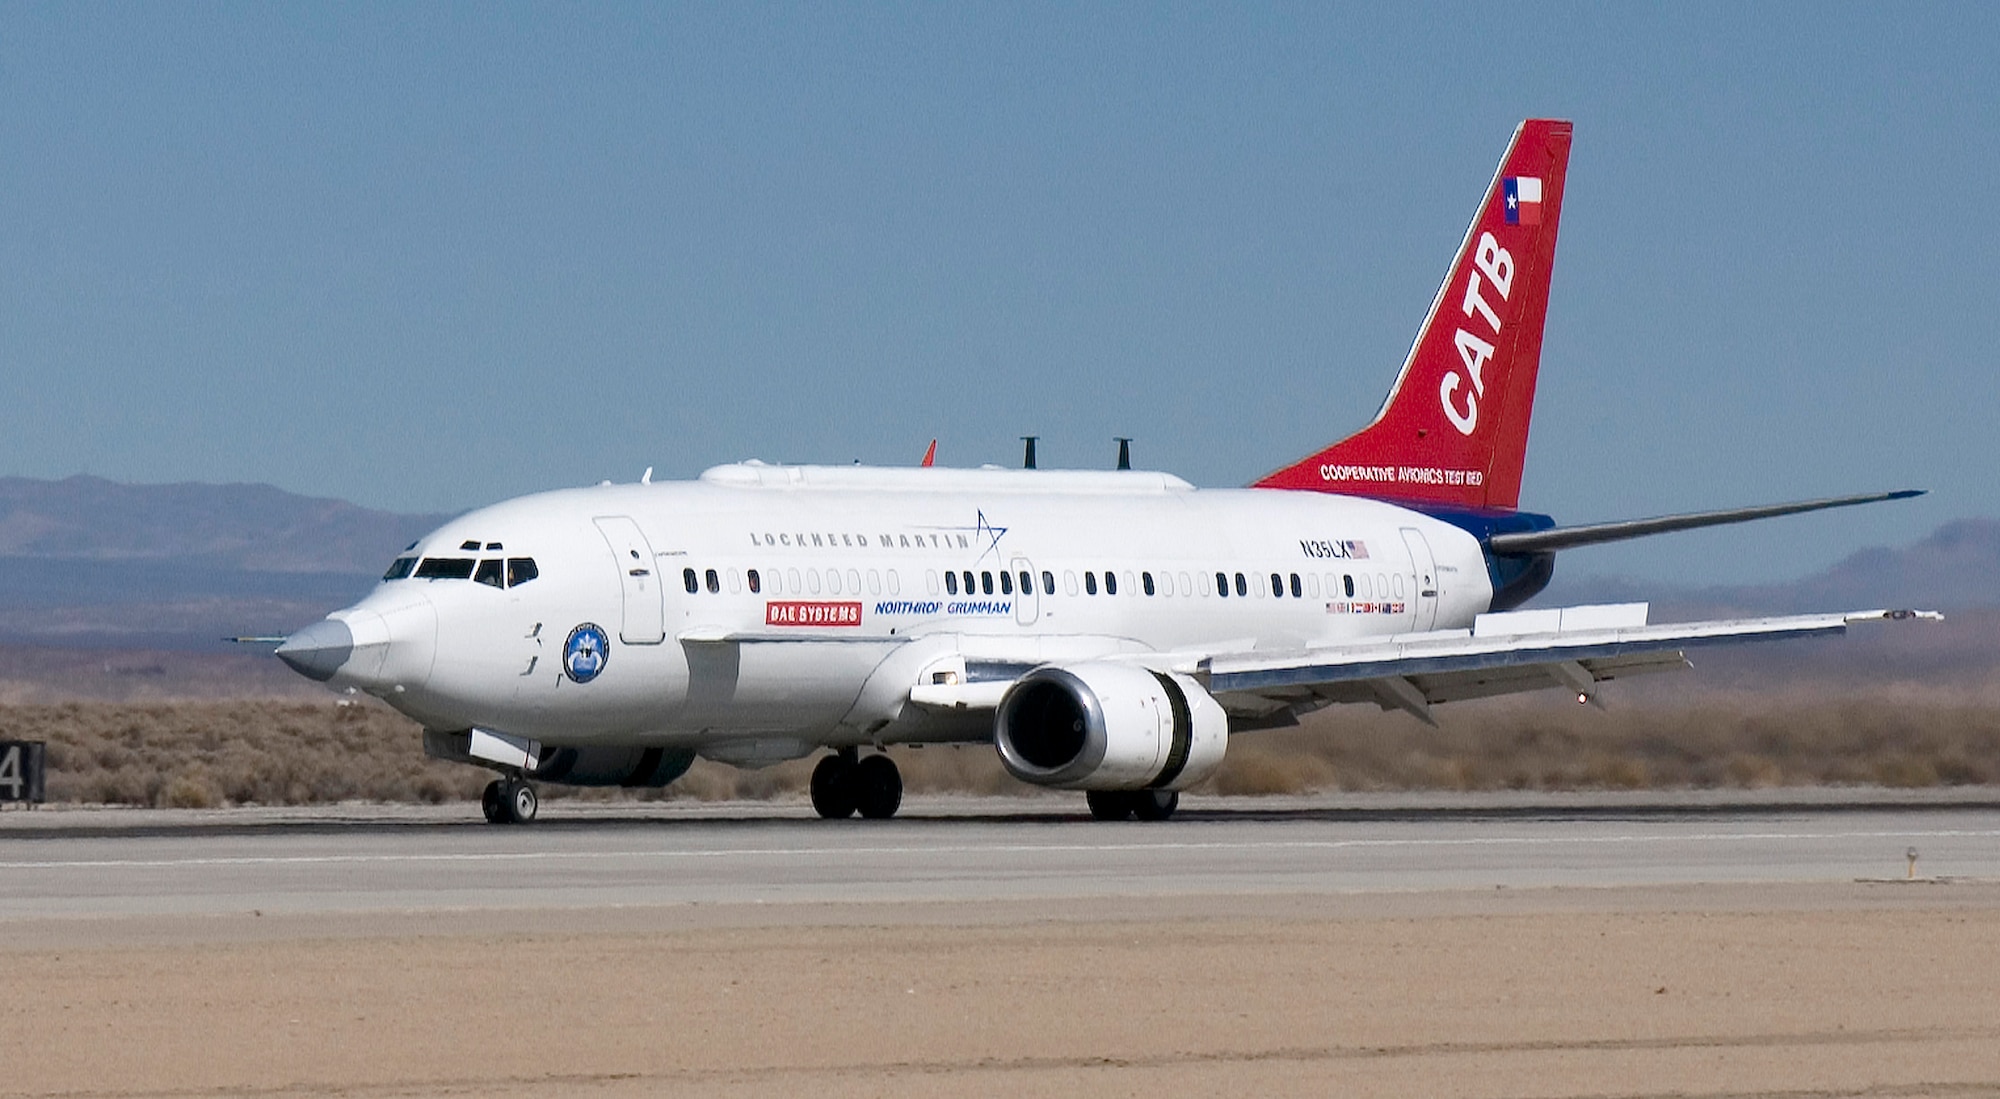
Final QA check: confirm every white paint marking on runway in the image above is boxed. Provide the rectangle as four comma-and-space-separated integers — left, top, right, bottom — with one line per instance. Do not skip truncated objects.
5, 828, 1999, 871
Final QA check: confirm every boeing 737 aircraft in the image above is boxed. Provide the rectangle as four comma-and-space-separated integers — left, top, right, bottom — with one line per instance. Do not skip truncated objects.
274, 120, 1932, 824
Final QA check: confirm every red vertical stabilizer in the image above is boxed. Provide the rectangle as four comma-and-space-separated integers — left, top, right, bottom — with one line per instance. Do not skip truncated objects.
1254, 119, 1572, 511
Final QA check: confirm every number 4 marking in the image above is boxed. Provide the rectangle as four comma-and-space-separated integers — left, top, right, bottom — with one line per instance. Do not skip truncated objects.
0, 746, 21, 800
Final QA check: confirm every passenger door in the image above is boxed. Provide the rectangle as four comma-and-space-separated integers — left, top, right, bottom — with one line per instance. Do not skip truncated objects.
594, 516, 665, 644
1401, 528, 1439, 632
1011, 556, 1040, 625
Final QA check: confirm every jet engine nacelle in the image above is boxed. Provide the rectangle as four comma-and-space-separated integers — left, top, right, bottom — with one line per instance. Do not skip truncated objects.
993, 662, 1227, 791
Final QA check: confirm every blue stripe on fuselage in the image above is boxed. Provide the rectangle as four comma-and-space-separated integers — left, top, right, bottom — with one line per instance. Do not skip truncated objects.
1411, 504, 1558, 612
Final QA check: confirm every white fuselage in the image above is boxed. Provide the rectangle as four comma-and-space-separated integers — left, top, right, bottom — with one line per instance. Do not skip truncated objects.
317, 464, 1493, 754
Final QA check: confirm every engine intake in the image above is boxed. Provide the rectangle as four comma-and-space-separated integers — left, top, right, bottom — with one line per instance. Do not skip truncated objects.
994, 663, 1226, 791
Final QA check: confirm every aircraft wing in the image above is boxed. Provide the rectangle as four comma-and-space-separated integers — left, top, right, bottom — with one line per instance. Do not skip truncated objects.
1187, 605, 1938, 727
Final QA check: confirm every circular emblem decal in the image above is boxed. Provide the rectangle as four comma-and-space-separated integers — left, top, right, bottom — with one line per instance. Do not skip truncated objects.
563, 623, 609, 683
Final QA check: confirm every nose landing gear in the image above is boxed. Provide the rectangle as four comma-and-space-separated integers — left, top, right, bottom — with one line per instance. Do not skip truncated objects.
481, 777, 539, 824
810, 749, 903, 820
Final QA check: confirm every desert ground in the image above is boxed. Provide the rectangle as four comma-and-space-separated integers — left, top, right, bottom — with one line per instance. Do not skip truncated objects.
2, 884, 1998, 1098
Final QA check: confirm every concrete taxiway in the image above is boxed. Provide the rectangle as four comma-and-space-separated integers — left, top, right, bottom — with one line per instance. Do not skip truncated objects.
5, 792, 1999, 922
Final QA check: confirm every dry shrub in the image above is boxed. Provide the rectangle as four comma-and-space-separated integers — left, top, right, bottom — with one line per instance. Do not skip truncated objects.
1191, 688, 2000, 796
3, 698, 485, 807
6, 685, 2000, 807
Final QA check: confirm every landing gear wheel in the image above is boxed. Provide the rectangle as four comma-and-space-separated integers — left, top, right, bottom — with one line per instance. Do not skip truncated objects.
810, 754, 857, 819
1086, 790, 1135, 821
853, 754, 904, 820
1132, 790, 1179, 822
481, 779, 506, 824
505, 779, 539, 824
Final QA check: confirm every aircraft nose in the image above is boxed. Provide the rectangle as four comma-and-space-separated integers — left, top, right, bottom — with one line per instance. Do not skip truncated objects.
275, 619, 354, 683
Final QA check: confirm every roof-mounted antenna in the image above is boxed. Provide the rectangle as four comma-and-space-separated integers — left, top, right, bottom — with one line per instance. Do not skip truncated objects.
1114, 437, 1132, 471
1021, 436, 1038, 470
641, 467, 654, 484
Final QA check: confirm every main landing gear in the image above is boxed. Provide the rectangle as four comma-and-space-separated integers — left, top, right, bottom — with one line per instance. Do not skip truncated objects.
481, 777, 538, 824
810, 748, 904, 820
1086, 789, 1180, 822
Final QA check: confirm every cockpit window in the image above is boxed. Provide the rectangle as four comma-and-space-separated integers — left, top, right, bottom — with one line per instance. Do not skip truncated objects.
382, 556, 417, 581
415, 557, 477, 580
473, 559, 505, 588
507, 558, 538, 587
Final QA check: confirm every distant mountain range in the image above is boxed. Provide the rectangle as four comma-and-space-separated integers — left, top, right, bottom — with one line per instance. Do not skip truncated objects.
0, 476, 447, 647
0, 475, 1993, 649
1535, 518, 2000, 618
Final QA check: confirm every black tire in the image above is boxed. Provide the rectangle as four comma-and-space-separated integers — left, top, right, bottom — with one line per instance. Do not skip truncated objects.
853, 754, 904, 820
506, 780, 539, 824
1132, 789, 1179, 822
810, 754, 857, 819
1086, 790, 1134, 821
481, 779, 507, 824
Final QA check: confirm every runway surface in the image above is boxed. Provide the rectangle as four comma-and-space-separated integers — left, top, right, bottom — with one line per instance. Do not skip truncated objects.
8, 794, 2000, 1098
5, 792, 1999, 922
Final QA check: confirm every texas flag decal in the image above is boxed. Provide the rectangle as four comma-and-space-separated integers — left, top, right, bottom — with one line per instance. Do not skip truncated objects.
1503, 176, 1543, 226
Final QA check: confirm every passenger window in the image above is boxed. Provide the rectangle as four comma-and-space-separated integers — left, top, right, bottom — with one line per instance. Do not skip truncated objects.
1085, 572, 1098, 596
962, 571, 974, 596
1216, 571, 1229, 598
507, 558, 538, 587
1143, 572, 1155, 596
847, 569, 861, 595
1000, 571, 1013, 595
1105, 572, 1118, 596
1271, 573, 1283, 597
382, 556, 417, 581
867, 569, 881, 596
1018, 570, 1031, 595
748, 569, 762, 594
888, 570, 901, 595
927, 569, 941, 595
1308, 574, 1321, 598
1290, 573, 1302, 598
981, 571, 994, 595
1344, 574, 1356, 598
1394, 574, 1405, 598
1234, 573, 1248, 597
415, 558, 476, 580
1041, 571, 1054, 595
1178, 571, 1192, 597
1064, 571, 1079, 596
827, 569, 841, 595
706, 569, 721, 594
808, 570, 823, 594
683, 568, 699, 594
946, 571, 959, 595
788, 568, 802, 593
474, 560, 505, 588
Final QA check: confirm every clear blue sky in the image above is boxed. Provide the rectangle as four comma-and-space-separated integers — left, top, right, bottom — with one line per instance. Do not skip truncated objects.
2, 4, 1993, 583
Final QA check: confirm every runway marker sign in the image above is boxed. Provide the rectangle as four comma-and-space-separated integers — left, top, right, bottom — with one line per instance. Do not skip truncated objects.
0, 741, 45, 804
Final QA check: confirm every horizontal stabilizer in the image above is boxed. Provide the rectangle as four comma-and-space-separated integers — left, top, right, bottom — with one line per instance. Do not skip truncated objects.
1485, 491, 1924, 555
